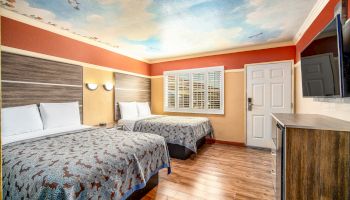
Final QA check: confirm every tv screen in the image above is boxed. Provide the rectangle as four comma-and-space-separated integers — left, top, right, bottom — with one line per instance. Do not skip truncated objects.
301, 15, 343, 97
342, 19, 350, 97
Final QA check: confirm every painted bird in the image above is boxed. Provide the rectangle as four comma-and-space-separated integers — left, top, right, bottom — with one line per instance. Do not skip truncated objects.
67, 0, 80, 10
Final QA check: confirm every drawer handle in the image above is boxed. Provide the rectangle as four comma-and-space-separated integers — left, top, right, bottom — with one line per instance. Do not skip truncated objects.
271, 169, 276, 175
271, 150, 276, 156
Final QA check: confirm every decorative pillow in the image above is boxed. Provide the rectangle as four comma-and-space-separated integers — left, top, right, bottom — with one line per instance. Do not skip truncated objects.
2, 104, 44, 136
119, 102, 138, 119
40, 102, 81, 129
136, 102, 151, 117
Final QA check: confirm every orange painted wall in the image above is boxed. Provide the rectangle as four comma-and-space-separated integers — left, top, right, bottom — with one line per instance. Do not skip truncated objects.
150, 46, 296, 76
1, 17, 150, 76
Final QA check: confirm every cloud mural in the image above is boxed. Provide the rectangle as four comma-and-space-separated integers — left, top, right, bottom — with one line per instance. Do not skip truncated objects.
1, 0, 317, 61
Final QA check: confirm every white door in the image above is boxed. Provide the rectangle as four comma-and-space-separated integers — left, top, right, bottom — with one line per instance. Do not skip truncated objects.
246, 61, 292, 148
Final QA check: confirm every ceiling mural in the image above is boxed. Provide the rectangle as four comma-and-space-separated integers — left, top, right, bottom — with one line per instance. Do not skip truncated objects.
1, 0, 317, 61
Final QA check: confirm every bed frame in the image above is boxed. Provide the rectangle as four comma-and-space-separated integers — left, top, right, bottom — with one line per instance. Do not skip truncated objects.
167, 136, 206, 160
127, 137, 206, 199
127, 173, 159, 200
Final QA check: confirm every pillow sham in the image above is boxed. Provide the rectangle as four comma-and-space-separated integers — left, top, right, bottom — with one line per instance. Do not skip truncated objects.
40, 102, 81, 129
136, 102, 151, 117
1, 104, 44, 136
119, 102, 138, 119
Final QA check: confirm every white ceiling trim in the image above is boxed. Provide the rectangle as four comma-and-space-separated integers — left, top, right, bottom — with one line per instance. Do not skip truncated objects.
293, 0, 330, 44
0, 9, 150, 63
148, 41, 295, 64
1, 45, 151, 78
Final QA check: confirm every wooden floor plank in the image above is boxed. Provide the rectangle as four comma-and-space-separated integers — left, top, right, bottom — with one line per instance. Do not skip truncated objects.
142, 144, 275, 200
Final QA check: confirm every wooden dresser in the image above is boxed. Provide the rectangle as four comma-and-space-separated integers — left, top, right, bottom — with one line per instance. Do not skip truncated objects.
271, 113, 350, 200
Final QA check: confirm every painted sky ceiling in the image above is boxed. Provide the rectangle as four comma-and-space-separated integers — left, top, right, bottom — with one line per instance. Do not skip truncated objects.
1, 0, 317, 61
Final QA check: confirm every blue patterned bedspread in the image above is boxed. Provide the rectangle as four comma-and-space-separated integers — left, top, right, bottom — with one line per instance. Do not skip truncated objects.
2, 128, 171, 200
133, 116, 213, 153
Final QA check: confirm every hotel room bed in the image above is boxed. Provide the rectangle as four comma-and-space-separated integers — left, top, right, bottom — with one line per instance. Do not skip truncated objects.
118, 115, 213, 160
2, 127, 171, 200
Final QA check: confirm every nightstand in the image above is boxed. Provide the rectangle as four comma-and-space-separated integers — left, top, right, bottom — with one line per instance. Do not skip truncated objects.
96, 122, 117, 129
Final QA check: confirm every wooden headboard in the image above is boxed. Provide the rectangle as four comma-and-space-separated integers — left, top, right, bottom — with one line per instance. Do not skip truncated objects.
114, 72, 151, 120
1, 52, 83, 119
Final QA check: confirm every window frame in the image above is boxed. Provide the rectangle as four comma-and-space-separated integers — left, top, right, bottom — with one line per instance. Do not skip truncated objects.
163, 66, 224, 115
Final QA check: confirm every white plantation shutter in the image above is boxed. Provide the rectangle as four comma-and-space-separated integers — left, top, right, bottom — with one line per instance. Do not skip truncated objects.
178, 74, 190, 108
192, 73, 205, 109
164, 66, 224, 114
165, 75, 176, 109
207, 70, 223, 110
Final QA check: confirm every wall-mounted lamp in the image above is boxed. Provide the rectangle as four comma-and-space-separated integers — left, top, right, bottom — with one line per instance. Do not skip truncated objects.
103, 83, 114, 91
86, 83, 98, 91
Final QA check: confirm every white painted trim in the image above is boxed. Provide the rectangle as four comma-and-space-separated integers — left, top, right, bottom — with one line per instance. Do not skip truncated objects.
243, 59, 295, 68
115, 88, 150, 92
1, 46, 151, 78
293, 0, 329, 44
2, 80, 82, 87
1, 9, 150, 63
164, 66, 224, 75
163, 66, 225, 115
149, 41, 295, 63
150, 68, 243, 78
225, 69, 244, 73
150, 75, 163, 79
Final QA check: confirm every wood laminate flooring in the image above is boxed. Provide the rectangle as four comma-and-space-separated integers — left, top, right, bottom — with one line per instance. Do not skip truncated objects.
142, 144, 275, 200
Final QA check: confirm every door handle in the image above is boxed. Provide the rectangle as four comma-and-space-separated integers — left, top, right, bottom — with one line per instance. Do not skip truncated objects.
248, 98, 253, 111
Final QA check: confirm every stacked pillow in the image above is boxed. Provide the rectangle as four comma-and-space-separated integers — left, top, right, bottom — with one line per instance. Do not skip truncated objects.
1, 102, 81, 137
119, 102, 151, 119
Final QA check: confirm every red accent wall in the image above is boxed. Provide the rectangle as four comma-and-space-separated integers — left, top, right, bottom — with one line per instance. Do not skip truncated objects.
150, 46, 296, 76
1, 17, 150, 76
348, 0, 350, 19
296, 0, 340, 61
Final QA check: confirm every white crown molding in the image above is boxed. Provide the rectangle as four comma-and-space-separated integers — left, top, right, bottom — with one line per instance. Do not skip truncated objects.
150, 68, 244, 78
1, 45, 151, 78
0, 9, 150, 63
293, 0, 330, 44
149, 41, 295, 64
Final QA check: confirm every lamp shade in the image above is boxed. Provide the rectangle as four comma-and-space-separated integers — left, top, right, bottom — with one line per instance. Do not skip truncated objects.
86, 83, 98, 91
103, 83, 114, 91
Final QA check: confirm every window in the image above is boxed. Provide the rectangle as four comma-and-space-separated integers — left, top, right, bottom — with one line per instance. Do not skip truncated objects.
164, 66, 224, 114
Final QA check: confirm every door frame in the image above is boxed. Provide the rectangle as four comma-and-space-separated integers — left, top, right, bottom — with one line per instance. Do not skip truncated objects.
244, 60, 295, 147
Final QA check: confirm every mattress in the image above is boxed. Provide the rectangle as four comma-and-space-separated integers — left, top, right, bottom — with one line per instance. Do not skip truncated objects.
119, 115, 213, 153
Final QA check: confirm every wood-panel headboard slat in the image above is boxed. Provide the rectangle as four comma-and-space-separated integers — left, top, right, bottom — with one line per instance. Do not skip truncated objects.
114, 72, 151, 121
1, 52, 83, 122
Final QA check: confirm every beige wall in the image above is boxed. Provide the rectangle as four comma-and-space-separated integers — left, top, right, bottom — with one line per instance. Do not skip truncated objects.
151, 71, 245, 143
83, 67, 115, 125
295, 62, 350, 121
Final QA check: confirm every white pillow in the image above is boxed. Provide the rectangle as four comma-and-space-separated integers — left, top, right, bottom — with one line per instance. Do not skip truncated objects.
40, 102, 81, 129
1, 104, 44, 136
136, 102, 151, 117
119, 102, 138, 119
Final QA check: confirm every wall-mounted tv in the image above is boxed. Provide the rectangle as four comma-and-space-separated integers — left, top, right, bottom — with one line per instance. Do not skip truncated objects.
301, 14, 350, 97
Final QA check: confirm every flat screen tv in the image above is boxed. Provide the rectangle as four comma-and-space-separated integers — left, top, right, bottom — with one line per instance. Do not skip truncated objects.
301, 14, 350, 97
